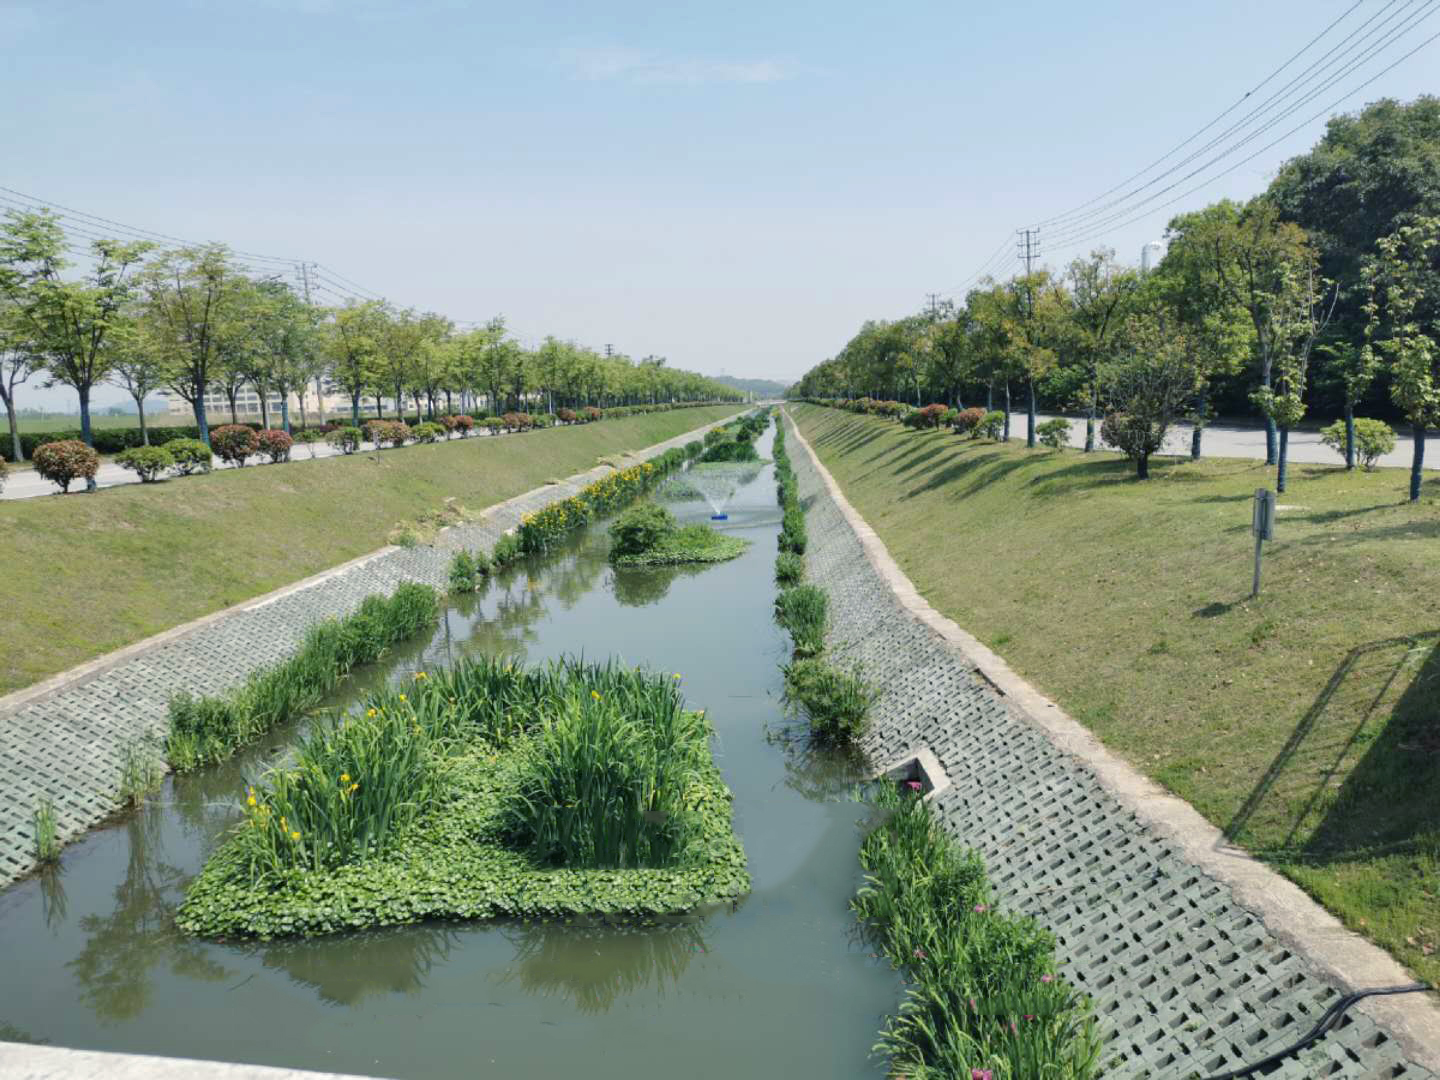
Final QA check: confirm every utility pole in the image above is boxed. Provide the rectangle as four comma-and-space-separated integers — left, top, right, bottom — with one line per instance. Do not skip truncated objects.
604, 344, 614, 358
925, 293, 941, 321
1016, 227, 1041, 448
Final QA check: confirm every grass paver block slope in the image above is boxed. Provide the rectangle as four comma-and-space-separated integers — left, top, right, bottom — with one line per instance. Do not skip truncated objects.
792, 403, 1440, 988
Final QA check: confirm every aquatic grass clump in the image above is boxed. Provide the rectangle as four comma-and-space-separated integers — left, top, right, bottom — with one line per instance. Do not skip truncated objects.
855, 788, 1102, 1079
166, 583, 440, 770
232, 686, 448, 878
503, 689, 708, 868
775, 583, 828, 657
775, 551, 804, 586
778, 505, 807, 554
179, 656, 748, 938
448, 548, 492, 592
32, 798, 59, 863
782, 658, 876, 745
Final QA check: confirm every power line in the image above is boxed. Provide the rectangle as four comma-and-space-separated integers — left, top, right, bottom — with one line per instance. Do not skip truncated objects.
1035, 0, 1370, 230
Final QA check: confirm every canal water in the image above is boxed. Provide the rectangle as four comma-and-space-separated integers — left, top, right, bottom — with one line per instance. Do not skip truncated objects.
0, 423, 898, 1078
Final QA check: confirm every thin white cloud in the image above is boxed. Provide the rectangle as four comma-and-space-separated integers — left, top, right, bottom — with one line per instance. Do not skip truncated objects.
558, 46, 792, 86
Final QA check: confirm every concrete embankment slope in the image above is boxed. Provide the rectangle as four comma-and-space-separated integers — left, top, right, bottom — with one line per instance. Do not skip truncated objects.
783, 409, 1440, 1080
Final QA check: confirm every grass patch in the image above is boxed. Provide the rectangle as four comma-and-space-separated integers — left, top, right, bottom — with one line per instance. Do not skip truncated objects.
854, 786, 1101, 1078
166, 582, 440, 770
0, 406, 741, 694
795, 403, 1440, 983
177, 657, 747, 938
774, 551, 805, 586
607, 502, 748, 567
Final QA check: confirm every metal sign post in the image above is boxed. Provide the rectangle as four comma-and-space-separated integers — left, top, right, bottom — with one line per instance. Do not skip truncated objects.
1251, 488, 1275, 598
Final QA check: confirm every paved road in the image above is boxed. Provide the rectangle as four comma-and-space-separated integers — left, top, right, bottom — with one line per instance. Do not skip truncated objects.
1008, 412, 1433, 470
0, 432, 498, 501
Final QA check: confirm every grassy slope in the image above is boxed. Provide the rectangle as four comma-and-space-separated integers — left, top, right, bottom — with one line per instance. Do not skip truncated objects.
793, 404, 1440, 984
0, 407, 738, 693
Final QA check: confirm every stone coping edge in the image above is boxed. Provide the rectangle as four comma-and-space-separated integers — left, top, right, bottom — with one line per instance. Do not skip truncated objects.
783, 407, 1440, 1073
0, 1041, 388, 1080
0, 411, 741, 719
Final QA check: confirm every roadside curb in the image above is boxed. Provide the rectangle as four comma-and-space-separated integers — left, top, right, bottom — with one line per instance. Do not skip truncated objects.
784, 407, 1440, 1074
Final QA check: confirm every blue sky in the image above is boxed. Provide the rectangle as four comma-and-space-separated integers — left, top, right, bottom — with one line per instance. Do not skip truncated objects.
4, 0, 1438, 408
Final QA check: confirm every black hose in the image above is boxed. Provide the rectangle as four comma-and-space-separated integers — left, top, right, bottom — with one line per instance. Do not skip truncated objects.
1198, 983, 1433, 1080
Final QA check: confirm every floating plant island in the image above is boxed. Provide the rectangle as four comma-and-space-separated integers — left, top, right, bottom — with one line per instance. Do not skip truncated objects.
607, 504, 750, 568
178, 657, 749, 939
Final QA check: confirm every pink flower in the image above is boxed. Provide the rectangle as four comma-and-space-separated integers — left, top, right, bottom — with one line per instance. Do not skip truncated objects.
905, 780, 922, 791
1040, 974, 1053, 983
971, 1070, 993, 1080
968, 997, 978, 1012
912, 947, 927, 959
1024, 1014, 1035, 1021
973, 903, 988, 913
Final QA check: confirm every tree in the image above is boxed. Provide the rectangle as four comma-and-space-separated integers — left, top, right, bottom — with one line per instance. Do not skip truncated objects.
1065, 249, 1139, 452
1100, 305, 1202, 479
107, 319, 172, 446
1249, 258, 1336, 492
1362, 216, 1440, 502
1314, 339, 1379, 469
967, 281, 1026, 439
1164, 198, 1312, 466
1269, 96, 1440, 351
322, 301, 385, 426
0, 210, 151, 450
0, 299, 40, 462
249, 280, 322, 433
141, 245, 243, 445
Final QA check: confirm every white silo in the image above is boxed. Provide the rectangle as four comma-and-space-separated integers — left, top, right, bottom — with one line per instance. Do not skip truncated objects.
1141, 240, 1165, 276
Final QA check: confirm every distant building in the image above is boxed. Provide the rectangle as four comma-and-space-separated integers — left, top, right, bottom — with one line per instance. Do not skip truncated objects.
159, 385, 352, 423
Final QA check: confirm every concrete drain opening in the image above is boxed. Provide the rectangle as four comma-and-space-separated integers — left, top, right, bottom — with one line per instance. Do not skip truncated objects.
874, 747, 950, 801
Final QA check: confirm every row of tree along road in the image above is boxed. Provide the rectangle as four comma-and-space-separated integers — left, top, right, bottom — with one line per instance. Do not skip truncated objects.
0, 212, 744, 465
790, 97, 1440, 501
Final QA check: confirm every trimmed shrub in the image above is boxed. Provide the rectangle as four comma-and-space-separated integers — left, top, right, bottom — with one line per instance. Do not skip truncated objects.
115, 445, 174, 482
327, 426, 362, 454
412, 421, 446, 444
608, 503, 677, 558
1320, 417, 1396, 470
951, 406, 986, 435
1037, 417, 1071, 450
906, 404, 949, 430
32, 439, 100, 492
211, 424, 259, 466
557, 407, 578, 424
440, 414, 474, 438
165, 438, 212, 474
583, 406, 602, 422
782, 658, 876, 744
975, 410, 1006, 440
255, 429, 294, 463
379, 420, 411, 448
294, 429, 323, 458
483, 417, 505, 435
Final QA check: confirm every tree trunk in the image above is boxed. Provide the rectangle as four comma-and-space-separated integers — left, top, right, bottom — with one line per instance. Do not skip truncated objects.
1410, 422, 1425, 503
351, 392, 361, 427
1137, 452, 1150, 479
192, 382, 211, 446
5, 392, 24, 461
1344, 404, 1356, 470
281, 397, 291, 435
227, 389, 239, 425
986, 382, 993, 411
135, 394, 149, 446
79, 383, 94, 448
445, 389, 453, 414
1190, 391, 1205, 460
1262, 367, 1276, 466
1085, 385, 1096, 453
1002, 383, 1011, 441
374, 395, 383, 419
259, 388, 270, 430
1026, 380, 1037, 448
1277, 426, 1290, 493
298, 390, 308, 432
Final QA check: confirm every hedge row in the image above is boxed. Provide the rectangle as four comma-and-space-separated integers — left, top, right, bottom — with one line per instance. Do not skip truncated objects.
8, 400, 736, 460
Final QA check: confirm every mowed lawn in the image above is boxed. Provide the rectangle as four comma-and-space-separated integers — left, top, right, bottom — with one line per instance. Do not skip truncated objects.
0, 407, 739, 694
792, 403, 1440, 985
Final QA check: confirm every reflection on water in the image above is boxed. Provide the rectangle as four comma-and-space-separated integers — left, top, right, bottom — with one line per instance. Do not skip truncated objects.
260, 925, 462, 1006
498, 919, 709, 1015
0, 421, 898, 1079
68, 803, 231, 1024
